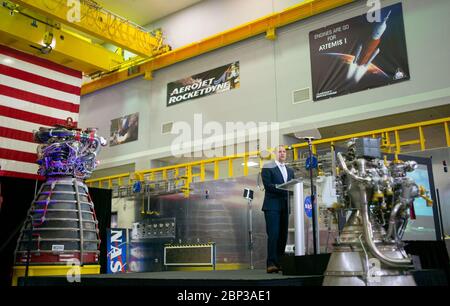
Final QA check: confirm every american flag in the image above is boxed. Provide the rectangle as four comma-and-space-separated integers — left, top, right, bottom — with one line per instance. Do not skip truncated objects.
0, 45, 81, 180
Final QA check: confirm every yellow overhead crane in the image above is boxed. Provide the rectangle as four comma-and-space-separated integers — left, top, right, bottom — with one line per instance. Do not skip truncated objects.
0, 3, 123, 74
1, 0, 171, 75
11, 0, 170, 58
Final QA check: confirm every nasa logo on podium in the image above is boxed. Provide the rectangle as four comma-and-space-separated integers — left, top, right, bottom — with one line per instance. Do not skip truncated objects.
304, 196, 313, 219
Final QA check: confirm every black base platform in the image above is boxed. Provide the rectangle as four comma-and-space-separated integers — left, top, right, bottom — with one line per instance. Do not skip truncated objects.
19, 269, 324, 286
281, 254, 331, 276
18, 268, 448, 286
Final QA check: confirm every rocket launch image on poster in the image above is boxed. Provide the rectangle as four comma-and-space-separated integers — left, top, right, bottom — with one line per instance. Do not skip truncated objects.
309, 3, 410, 101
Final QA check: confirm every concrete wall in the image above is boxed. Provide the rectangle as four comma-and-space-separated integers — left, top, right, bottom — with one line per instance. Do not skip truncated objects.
146, 0, 317, 49
80, 0, 450, 171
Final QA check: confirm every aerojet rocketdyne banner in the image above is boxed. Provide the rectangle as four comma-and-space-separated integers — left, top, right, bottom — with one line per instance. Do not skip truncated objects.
167, 62, 240, 106
309, 3, 409, 101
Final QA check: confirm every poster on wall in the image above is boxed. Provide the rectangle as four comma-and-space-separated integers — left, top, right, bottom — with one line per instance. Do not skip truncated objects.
309, 3, 410, 101
167, 61, 240, 106
109, 112, 139, 146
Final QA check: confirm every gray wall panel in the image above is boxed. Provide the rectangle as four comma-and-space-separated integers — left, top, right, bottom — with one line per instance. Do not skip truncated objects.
148, 0, 274, 49
80, 78, 152, 161
147, 36, 278, 148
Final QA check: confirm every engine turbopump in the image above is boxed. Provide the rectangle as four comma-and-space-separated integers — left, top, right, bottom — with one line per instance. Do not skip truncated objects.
35, 125, 107, 179
323, 138, 431, 286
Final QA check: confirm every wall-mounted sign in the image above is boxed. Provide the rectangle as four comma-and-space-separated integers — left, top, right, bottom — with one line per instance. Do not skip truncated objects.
109, 112, 139, 146
309, 3, 409, 101
107, 228, 128, 274
167, 62, 240, 106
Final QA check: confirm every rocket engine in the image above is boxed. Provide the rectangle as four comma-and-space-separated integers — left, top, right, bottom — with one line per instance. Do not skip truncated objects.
323, 138, 431, 286
14, 122, 106, 269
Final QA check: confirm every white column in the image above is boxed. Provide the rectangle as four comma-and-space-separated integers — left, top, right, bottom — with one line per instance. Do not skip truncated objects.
293, 182, 305, 256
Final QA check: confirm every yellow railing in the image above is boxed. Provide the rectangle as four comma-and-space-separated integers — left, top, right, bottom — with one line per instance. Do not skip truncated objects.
291, 117, 450, 154
89, 172, 131, 189
86, 117, 450, 196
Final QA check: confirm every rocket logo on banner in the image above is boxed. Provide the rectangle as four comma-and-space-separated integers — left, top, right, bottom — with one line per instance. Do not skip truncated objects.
309, 3, 410, 101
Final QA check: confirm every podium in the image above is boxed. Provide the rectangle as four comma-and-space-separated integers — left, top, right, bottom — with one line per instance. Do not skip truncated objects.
276, 179, 305, 256
277, 179, 331, 276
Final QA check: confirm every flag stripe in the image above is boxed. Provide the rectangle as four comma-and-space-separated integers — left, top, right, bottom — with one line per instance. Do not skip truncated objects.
0, 84, 79, 113
0, 44, 81, 180
1, 74, 80, 104
1, 94, 79, 121
0, 54, 82, 87
0, 64, 81, 95
0, 105, 78, 127
0, 170, 43, 181
0, 127, 34, 142
0, 45, 81, 78
0, 148, 37, 164
0, 159, 39, 175
0, 116, 52, 133
0, 137, 37, 154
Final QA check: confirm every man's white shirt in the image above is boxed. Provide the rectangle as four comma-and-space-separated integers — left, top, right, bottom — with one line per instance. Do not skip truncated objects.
275, 160, 288, 183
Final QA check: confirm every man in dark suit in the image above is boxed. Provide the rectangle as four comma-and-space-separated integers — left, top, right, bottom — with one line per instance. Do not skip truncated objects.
261, 145, 295, 273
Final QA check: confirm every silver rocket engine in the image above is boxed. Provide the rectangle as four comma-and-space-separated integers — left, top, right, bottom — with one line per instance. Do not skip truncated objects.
323, 138, 431, 286
14, 123, 106, 266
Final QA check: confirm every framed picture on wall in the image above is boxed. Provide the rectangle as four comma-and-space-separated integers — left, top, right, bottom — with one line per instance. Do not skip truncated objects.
109, 112, 139, 146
